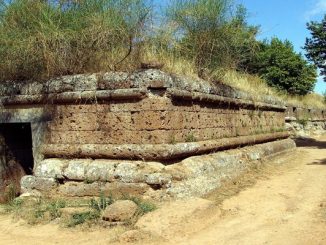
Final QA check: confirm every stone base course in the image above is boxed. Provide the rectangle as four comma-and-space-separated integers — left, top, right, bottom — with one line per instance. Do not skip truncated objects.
21, 138, 296, 199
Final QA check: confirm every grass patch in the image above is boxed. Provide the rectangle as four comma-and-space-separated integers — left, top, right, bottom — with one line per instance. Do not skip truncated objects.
127, 196, 157, 215
4, 197, 68, 224
67, 194, 156, 227
46, 200, 66, 220
3, 197, 24, 214
67, 211, 100, 227
3, 192, 156, 228
217, 69, 326, 109
89, 192, 114, 212
0, 0, 150, 81
121, 194, 157, 214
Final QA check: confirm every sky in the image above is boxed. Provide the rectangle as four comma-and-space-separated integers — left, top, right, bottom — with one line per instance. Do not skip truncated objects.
237, 0, 326, 94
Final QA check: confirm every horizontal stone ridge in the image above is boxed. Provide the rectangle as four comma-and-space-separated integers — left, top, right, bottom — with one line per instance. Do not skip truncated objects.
285, 106, 326, 121
167, 88, 286, 111
41, 131, 290, 160
0, 69, 284, 107
0, 88, 147, 105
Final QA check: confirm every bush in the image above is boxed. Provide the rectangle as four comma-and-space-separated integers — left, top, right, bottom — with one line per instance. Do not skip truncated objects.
246, 38, 317, 95
166, 0, 258, 77
0, 0, 150, 81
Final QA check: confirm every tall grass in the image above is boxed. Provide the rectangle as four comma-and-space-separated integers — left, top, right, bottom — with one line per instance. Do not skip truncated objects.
218, 69, 325, 108
166, 0, 258, 78
0, 0, 150, 81
0, 0, 324, 108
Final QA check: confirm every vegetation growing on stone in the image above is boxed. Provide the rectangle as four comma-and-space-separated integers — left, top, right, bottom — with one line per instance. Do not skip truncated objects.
165, 0, 259, 76
2, 193, 156, 227
0, 0, 324, 105
122, 195, 157, 215
0, 0, 149, 81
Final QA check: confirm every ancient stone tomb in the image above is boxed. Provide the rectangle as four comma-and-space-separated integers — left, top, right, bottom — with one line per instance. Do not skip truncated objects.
0, 70, 294, 200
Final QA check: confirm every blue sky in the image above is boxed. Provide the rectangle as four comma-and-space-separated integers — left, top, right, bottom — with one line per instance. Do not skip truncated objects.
237, 0, 326, 94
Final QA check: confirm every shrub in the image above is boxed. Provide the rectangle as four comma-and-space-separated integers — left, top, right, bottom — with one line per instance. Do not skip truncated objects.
246, 38, 317, 95
297, 118, 308, 127
0, 0, 320, 101
166, 0, 258, 77
0, 0, 150, 81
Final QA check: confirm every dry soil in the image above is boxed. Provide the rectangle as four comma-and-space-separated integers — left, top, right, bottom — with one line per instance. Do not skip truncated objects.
0, 135, 325, 245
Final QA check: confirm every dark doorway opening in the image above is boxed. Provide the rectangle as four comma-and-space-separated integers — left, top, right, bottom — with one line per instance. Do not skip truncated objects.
0, 123, 34, 174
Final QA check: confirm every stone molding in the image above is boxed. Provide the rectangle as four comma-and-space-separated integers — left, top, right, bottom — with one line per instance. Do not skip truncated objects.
41, 132, 290, 160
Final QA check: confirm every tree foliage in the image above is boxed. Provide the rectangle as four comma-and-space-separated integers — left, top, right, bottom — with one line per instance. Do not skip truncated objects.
304, 15, 326, 82
247, 38, 317, 95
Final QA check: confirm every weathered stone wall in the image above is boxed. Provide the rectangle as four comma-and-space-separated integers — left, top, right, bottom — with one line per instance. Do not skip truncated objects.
285, 105, 326, 121
47, 97, 284, 145
285, 105, 326, 136
0, 69, 297, 199
0, 69, 287, 162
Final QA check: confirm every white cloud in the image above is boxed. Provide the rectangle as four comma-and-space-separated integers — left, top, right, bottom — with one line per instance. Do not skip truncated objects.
305, 0, 326, 20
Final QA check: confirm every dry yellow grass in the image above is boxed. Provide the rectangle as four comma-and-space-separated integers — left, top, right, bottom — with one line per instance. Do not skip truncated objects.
220, 70, 325, 108
148, 57, 325, 108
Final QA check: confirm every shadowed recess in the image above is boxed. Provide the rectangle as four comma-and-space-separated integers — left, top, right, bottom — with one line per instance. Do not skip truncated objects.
0, 123, 34, 174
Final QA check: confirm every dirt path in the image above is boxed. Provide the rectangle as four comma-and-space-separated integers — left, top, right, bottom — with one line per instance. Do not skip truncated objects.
0, 136, 325, 245
173, 135, 326, 245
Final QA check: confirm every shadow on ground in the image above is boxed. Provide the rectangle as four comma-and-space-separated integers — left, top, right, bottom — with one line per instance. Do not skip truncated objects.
307, 158, 326, 165
294, 137, 326, 166
294, 137, 326, 149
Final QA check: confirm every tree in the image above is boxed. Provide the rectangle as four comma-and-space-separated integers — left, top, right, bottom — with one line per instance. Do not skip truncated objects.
304, 15, 326, 82
247, 38, 317, 95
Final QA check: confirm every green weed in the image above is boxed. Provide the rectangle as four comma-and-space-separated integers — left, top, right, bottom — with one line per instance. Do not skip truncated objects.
185, 133, 197, 142
89, 192, 114, 212
121, 195, 156, 215
68, 211, 100, 227
46, 200, 66, 220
